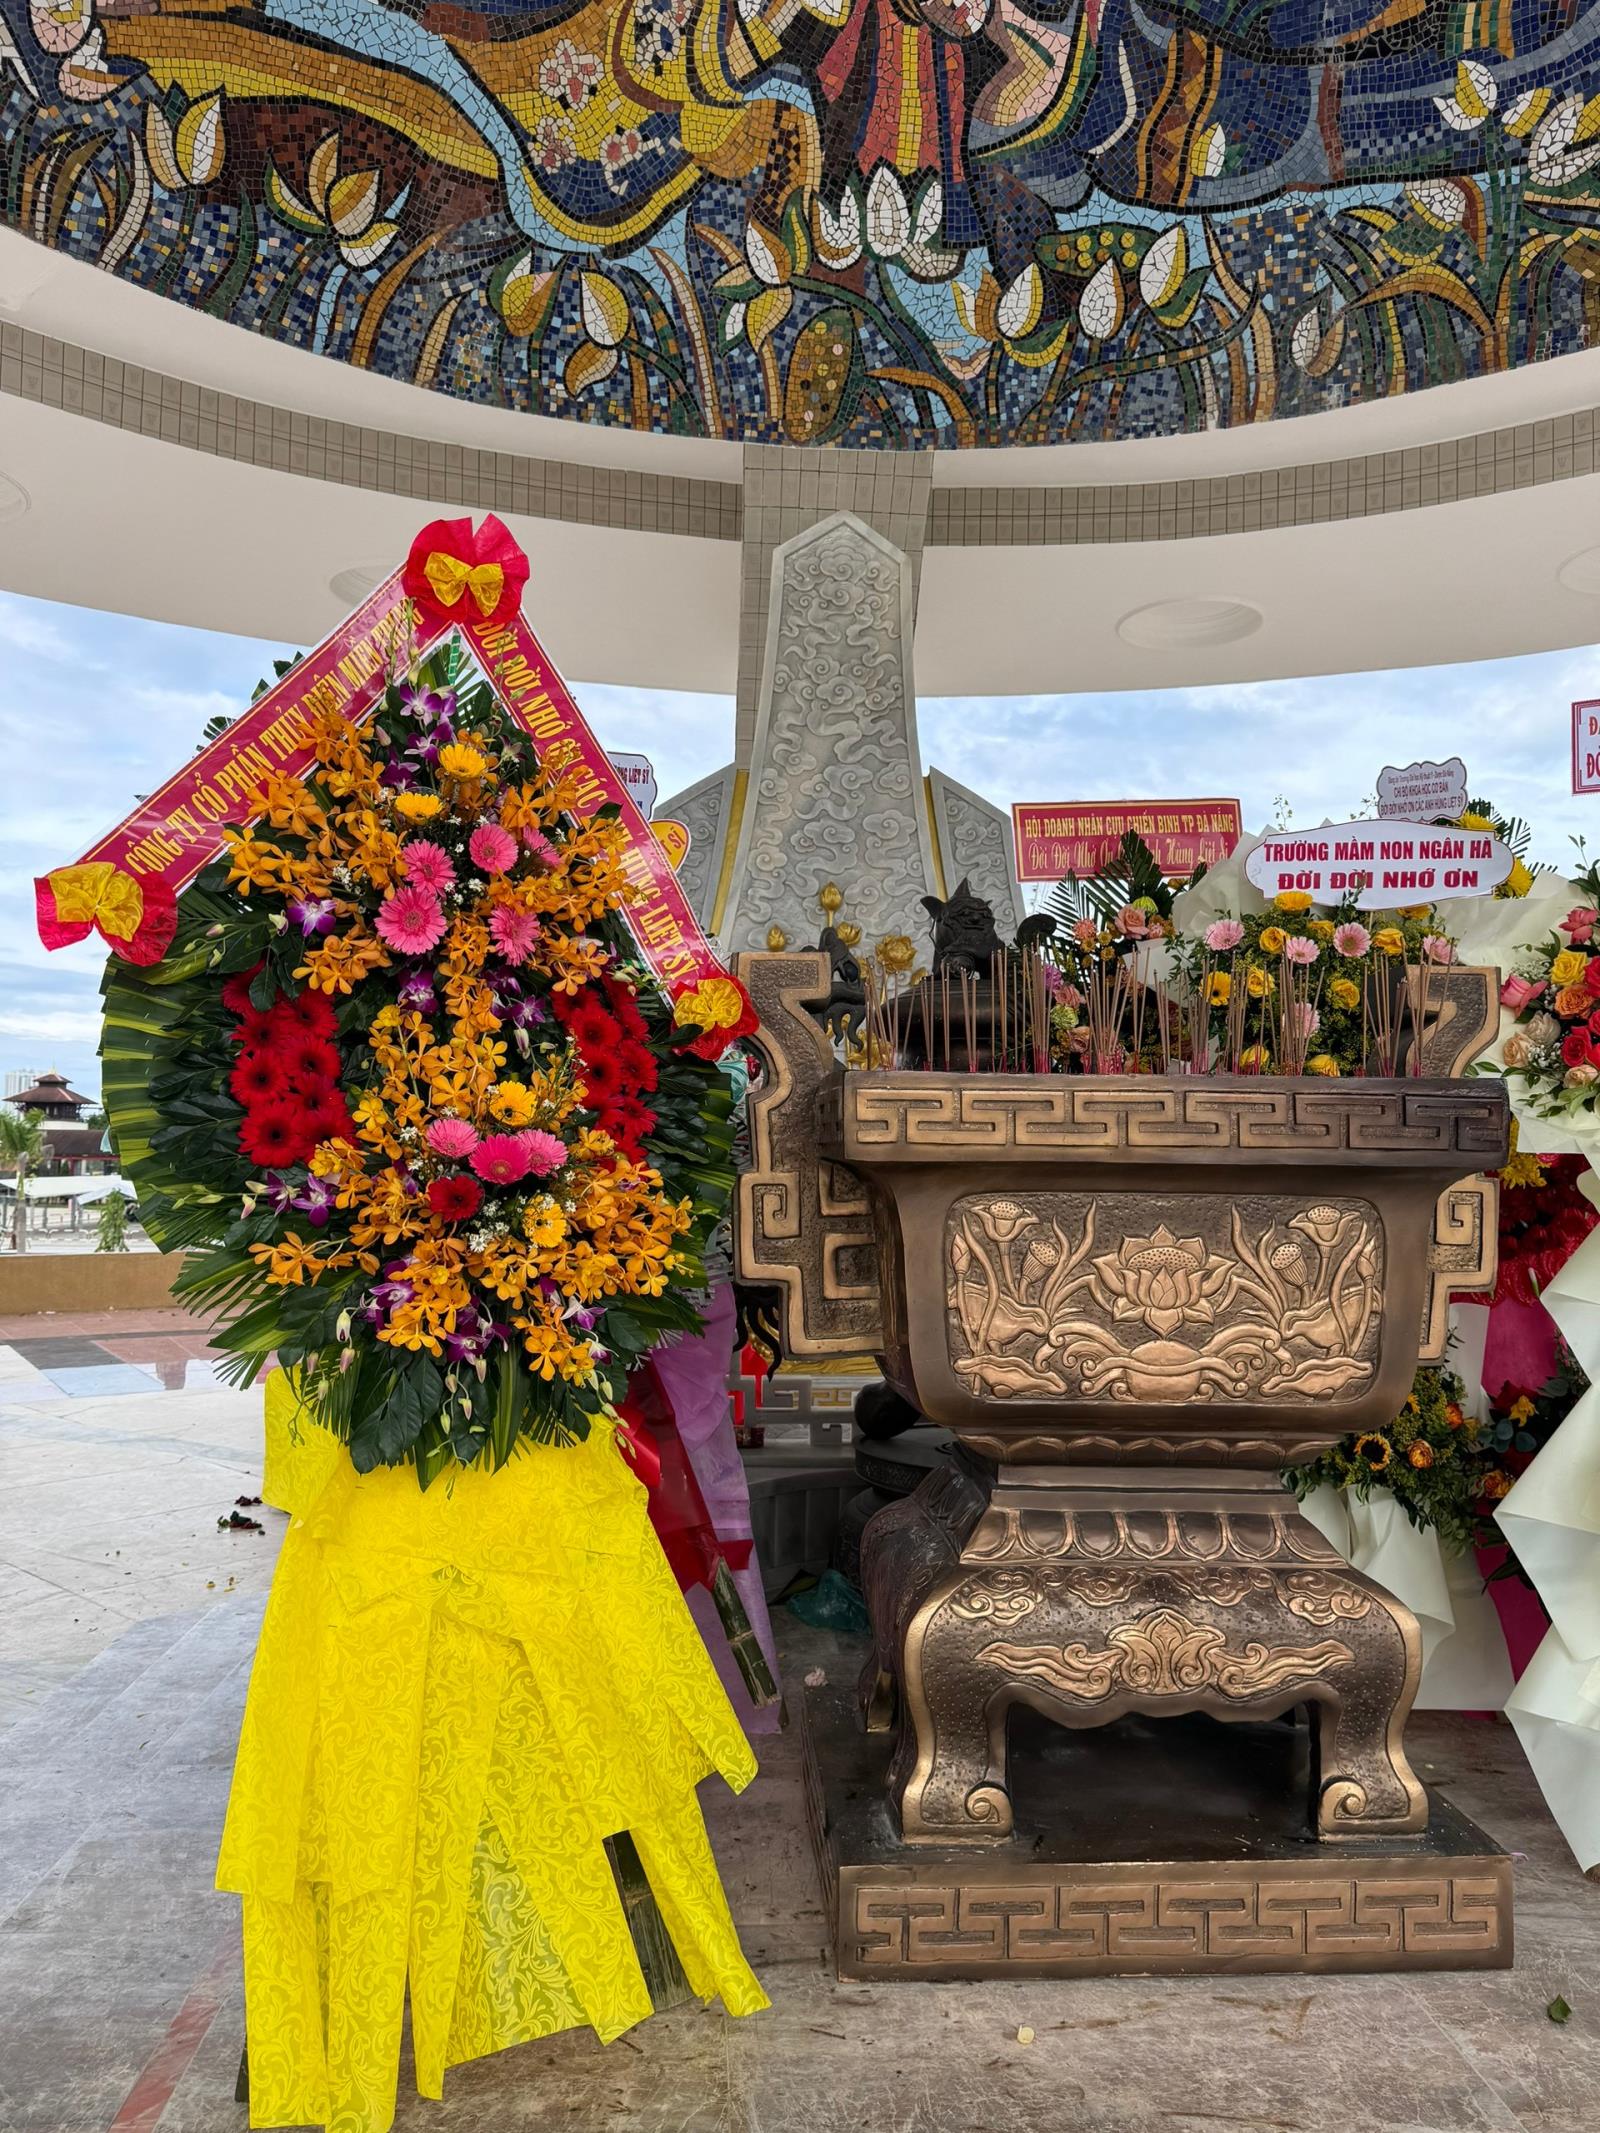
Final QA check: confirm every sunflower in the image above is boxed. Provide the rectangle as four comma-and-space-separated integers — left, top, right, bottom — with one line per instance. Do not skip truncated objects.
1355, 1433, 1392, 1470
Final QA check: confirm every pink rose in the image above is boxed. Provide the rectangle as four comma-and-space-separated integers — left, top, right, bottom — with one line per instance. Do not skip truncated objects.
1421, 935, 1454, 965
426, 1118, 479, 1158
1561, 908, 1598, 945
1500, 973, 1543, 1013
1203, 919, 1244, 953
1116, 903, 1150, 939
469, 824, 519, 876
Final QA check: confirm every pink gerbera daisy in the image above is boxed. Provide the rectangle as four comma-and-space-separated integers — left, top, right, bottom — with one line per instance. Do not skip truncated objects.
469, 824, 519, 876
1204, 919, 1244, 953
522, 828, 560, 868
470, 1133, 533, 1185
489, 904, 541, 962
425, 1118, 479, 1158
1332, 922, 1370, 959
517, 1129, 567, 1178
402, 840, 455, 893
375, 883, 447, 956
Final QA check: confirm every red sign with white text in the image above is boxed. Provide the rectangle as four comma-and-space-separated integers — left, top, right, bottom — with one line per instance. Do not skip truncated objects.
1012, 799, 1241, 883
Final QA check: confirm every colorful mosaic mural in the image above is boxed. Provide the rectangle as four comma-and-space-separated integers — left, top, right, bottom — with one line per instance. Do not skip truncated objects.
6, 3, 1600, 448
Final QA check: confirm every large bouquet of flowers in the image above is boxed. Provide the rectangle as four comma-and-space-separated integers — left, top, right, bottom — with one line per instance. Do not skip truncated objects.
1170, 891, 1455, 1077
1492, 848, 1600, 1125
100, 643, 743, 1485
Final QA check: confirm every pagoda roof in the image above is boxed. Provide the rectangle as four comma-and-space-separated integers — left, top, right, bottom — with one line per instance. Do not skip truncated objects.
9, 1071, 92, 1110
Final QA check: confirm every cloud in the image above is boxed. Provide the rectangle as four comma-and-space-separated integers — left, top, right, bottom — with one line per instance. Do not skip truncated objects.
0, 1009, 105, 1045
0, 593, 80, 661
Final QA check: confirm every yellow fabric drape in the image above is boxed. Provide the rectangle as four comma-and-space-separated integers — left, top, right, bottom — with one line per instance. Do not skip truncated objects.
218, 1374, 767, 2133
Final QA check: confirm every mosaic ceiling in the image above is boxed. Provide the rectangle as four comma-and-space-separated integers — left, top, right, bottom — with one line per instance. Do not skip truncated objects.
5, 3, 1600, 450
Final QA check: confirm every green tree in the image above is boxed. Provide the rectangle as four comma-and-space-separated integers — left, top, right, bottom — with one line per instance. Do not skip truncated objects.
95, 1192, 129, 1253
0, 1109, 44, 1254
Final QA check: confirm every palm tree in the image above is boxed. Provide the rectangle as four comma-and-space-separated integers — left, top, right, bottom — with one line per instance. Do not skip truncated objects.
0, 1109, 46, 1254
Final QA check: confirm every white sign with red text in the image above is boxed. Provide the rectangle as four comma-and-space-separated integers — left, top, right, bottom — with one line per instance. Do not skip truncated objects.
1376, 757, 1468, 820
1245, 820, 1512, 908
608, 752, 657, 819
1573, 703, 1600, 795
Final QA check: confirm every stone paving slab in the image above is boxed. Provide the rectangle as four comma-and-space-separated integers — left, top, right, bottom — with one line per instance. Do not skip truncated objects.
1, 1371, 1599, 2132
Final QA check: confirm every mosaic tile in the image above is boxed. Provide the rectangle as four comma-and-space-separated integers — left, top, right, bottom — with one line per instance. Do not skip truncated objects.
3, 5, 1600, 448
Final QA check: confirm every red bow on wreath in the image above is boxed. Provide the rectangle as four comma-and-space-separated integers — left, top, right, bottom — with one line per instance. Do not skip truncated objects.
402, 515, 529, 630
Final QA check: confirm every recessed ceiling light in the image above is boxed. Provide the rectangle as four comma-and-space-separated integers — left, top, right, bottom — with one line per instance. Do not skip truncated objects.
1557, 545, 1600, 598
0, 471, 30, 524
328, 564, 388, 606
1116, 596, 1262, 649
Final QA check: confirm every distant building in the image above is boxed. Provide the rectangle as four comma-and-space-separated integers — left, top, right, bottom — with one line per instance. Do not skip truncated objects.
38, 1128, 116, 1178
8, 1071, 93, 1123
2, 1069, 42, 1098
4, 1073, 111, 1175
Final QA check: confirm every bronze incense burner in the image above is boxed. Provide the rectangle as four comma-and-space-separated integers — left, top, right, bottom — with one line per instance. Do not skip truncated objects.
736, 951, 1511, 1976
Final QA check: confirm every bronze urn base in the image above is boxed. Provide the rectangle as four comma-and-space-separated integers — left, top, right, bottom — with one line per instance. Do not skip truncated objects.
858, 1460, 1425, 1845
736, 953, 1513, 1978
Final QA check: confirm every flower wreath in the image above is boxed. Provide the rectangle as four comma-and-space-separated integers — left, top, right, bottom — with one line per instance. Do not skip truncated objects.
100, 644, 743, 1485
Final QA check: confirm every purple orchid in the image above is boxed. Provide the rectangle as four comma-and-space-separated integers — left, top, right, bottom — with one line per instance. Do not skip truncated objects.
292, 1174, 339, 1229
502, 996, 546, 1029
379, 756, 418, 791
397, 971, 438, 1014
260, 1171, 299, 1216
287, 897, 337, 938
441, 1301, 512, 1365
397, 682, 455, 727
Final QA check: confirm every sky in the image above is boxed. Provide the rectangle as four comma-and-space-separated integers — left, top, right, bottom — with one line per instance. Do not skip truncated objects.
4, 584, 1600, 1102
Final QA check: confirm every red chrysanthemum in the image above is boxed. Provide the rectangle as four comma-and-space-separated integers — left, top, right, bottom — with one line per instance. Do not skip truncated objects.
230, 1051, 292, 1106
221, 963, 265, 1015
231, 1006, 283, 1052
280, 1036, 341, 1089
601, 975, 649, 1043
238, 1104, 312, 1168
281, 989, 337, 1038
602, 1095, 656, 1154
577, 1048, 627, 1106
566, 995, 623, 1057
618, 1041, 659, 1096
306, 1098, 356, 1146
427, 1174, 483, 1222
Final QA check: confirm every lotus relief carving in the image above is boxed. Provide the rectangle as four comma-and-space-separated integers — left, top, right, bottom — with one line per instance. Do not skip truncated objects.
948, 1195, 1381, 1406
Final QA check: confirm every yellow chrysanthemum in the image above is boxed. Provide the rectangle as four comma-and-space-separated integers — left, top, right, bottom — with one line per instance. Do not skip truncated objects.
394, 792, 444, 823
438, 743, 487, 780
1274, 891, 1313, 914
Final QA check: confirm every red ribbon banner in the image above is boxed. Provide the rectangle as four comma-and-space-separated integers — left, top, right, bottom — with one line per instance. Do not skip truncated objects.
461, 601, 731, 1003
36, 517, 738, 1015
34, 572, 441, 958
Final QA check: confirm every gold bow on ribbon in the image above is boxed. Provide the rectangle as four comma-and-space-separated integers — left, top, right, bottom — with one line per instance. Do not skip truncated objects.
48, 862, 144, 941
422, 552, 505, 619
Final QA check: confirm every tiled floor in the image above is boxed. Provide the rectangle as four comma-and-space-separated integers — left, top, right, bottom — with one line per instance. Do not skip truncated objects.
1, 1324, 1599, 2133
